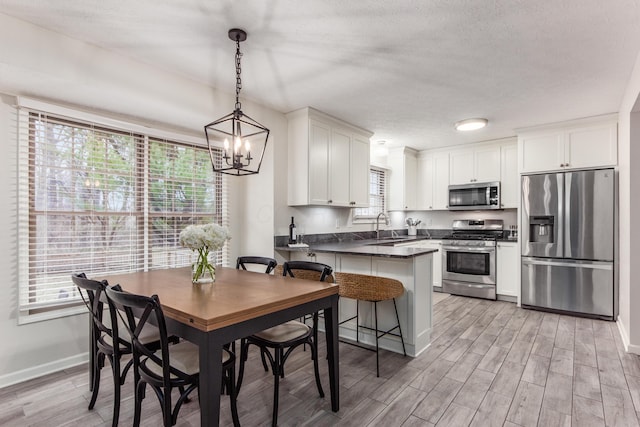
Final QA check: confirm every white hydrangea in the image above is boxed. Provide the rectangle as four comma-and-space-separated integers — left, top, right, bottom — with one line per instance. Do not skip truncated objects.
179, 223, 231, 251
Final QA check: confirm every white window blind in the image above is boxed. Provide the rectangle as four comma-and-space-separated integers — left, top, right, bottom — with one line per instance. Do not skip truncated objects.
353, 167, 386, 219
147, 137, 229, 269
17, 106, 228, 313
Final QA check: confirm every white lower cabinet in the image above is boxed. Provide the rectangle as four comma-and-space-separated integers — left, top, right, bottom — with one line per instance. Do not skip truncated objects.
422, 241, 442, 288
496, 242, 518, 299
335, 253, 433, 357
290, 251, 336, 269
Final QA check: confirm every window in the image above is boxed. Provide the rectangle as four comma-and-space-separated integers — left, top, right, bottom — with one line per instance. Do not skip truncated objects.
353, 167, 386, 220
18, 107, 228, 315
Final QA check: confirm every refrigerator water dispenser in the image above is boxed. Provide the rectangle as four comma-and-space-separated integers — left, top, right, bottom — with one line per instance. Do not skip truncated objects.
529, 216, 554, 244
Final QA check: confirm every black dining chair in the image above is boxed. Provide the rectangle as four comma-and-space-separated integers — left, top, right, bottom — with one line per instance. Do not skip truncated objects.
71, 273, 168, 427
104, 284, 240, 427
236, 260, 333, 426
236, 256, 277, 274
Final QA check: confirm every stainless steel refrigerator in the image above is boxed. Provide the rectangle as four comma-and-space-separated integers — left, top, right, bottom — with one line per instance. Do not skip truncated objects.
521, 168, 617, 320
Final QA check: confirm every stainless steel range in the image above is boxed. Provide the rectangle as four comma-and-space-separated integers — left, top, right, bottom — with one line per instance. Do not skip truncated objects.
442, 219, 503, 300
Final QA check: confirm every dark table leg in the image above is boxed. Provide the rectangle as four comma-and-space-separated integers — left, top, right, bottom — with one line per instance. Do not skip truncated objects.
199, 332, 223, 426
324, 295, 340, 412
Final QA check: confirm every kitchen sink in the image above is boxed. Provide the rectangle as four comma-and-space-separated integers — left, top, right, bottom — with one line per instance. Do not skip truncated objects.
367, 236, 414, 246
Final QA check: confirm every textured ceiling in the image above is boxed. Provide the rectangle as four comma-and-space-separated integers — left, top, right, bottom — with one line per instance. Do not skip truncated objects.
1, 0, 639, 150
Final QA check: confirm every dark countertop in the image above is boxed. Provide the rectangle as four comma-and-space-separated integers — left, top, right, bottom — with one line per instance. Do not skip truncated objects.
275, 233, 518, 259
275, 236, 438, 259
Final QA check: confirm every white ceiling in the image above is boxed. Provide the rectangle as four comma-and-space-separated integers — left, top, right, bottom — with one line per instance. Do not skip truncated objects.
1, 0, 640, 150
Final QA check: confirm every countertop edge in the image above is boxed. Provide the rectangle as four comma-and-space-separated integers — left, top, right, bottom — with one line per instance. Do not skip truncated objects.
275, 243, 439, 259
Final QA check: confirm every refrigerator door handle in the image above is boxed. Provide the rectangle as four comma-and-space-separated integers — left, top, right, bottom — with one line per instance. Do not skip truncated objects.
558, 173, 565, 257
522, 258, 613, 270
564, 172, 571, 257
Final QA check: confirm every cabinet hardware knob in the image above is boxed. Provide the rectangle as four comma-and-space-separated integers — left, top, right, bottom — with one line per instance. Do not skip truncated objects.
429, 206, 432, 209
328, 200, 332, 203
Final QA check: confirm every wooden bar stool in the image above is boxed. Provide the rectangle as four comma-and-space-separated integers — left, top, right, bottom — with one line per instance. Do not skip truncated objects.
334, 272, 407, 377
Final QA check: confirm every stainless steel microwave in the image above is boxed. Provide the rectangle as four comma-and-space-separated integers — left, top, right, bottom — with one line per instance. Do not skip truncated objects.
448, 182, 501, 210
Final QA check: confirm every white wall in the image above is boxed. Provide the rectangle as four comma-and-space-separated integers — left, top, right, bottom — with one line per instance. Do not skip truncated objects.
0, 13, 281, 385
617, 48, 640, 354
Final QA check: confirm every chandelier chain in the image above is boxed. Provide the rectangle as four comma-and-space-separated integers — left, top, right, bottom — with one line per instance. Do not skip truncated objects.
235, 38, 242, 111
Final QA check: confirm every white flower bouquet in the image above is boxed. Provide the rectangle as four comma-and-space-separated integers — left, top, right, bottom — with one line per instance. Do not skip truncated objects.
179, 223, 230, 283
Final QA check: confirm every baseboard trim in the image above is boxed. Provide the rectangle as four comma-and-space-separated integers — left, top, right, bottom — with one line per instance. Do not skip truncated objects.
616, 318, 640, 355
497, 294, 517, 303
0, 352, 89, 389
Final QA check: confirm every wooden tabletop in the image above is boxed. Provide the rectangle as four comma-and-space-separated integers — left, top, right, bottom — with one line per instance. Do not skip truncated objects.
104, 267, 339, 332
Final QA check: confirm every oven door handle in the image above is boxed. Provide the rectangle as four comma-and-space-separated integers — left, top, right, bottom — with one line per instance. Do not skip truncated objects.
443, 246, 496, 252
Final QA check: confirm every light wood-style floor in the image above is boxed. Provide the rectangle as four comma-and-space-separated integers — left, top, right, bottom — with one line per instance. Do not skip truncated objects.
2, 294, 640, 426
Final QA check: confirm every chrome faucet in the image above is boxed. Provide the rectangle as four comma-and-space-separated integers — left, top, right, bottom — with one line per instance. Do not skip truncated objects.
376, 212, 389, 239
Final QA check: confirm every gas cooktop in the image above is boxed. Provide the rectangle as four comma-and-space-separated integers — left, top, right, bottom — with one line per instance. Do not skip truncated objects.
442, 219, 504, 241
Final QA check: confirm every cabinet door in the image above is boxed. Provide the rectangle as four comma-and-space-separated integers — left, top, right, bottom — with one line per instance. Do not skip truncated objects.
497, 242, 518, 298
387, 148, 417, 210
350, 135, 370, 207
519, 132, 564, 173
329, 128, 351, 206
500, 143, 518, 208
421, 240, 443, 288
417, 155, 434, 210
565, 123, 617, 169
404, 154, 417, 210
308, 121, 331, 204
291, 251, 336, 270
474, 145, 501, 183
432, 153, 450, 210
449, 148, 475, 185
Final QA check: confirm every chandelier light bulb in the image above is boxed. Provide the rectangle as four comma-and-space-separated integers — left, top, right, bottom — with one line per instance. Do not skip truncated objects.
224, 139, 229, 150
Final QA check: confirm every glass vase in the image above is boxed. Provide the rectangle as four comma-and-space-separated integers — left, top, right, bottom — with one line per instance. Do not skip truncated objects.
192, 249, 215, 284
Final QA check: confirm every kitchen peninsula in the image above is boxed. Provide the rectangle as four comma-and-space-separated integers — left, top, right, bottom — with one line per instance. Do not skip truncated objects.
275, 235, 437, 357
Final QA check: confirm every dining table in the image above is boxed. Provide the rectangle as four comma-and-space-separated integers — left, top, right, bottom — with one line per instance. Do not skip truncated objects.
104, 266, 340, 426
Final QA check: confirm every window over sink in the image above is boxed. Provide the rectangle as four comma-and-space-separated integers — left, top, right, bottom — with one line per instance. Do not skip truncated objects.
352, 166, 386, 222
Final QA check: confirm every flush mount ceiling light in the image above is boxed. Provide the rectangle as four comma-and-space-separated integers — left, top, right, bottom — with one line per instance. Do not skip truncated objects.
204, 28, 270, 176
374, 140, 389, 156
454, 118, 488, 131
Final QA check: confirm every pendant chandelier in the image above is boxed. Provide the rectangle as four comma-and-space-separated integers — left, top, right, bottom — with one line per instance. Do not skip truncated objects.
204, 28, 270, 176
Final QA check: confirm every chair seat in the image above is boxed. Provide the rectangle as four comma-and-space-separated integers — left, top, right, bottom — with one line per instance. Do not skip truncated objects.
102, 323, 163, 349
336, 272, 404, 302
253, 320, 310, 343
144, 341, 232, 378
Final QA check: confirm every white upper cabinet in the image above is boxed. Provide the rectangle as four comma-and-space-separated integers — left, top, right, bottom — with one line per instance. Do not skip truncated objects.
287, 107, 372, 207
500, 139, 518, 208
350, 134, 371, 207
417, 151, 450, 210
416, 154, 433, 210
388, 147, 417, 210
432, 152, 450, 210
449, 144, 501, 185
518, 115, 617, 174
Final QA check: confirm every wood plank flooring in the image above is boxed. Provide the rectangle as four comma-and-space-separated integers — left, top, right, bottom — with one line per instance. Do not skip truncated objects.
2, 294, 640, 426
